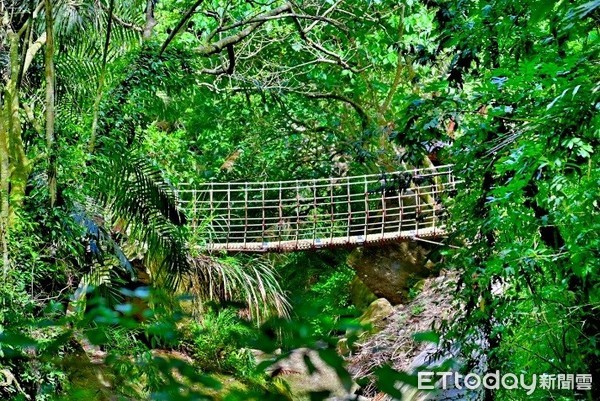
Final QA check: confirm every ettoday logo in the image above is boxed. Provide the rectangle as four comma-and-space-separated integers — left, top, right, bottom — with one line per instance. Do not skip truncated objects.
417, 371, 592, 395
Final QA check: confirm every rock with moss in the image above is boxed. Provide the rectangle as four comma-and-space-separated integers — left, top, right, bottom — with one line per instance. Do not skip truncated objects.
347, 242, 436, 304
339, 297, 394, 354
358, 298, 394, 333
349, 276, 378, 311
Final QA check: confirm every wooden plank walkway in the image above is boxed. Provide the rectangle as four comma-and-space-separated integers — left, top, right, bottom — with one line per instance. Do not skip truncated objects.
206, 226, 445, 252
178, 165, 456, 252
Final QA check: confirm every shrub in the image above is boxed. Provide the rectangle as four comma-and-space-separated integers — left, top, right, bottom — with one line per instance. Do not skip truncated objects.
189, 307, 256, 376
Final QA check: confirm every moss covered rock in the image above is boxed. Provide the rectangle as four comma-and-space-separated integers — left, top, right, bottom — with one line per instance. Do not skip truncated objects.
358, 298, 394, 333
349, 276, 378, 311
347, 242, 436, 304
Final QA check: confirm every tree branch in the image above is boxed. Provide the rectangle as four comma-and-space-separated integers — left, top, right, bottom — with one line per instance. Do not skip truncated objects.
217, 12, 346, 33
290, 13, 356, 72
44, 0, 56, 207
303, 92, 369, 130
197, 3, 292, 56
143, 0, 157, 40
225, 43, 235, 74
95, 0, 142, 32
303, 0, 343, 32
159, 0, 205, 56
379, 4, 406, 118
200, 44, 235, 75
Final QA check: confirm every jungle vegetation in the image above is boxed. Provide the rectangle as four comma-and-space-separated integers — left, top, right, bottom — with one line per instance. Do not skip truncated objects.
0, 0, 598, 400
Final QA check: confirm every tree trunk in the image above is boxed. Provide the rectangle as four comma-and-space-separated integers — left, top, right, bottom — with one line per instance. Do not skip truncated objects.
0, 99, 10, 277
0, 30, 33, 274
89, 0, 115, 154
6, 32, 31, 225
45, 0, 57, 207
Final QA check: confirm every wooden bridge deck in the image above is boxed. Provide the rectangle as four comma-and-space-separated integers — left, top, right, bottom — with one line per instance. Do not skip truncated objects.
205, 226, 445, 252
178, 165, 456, 252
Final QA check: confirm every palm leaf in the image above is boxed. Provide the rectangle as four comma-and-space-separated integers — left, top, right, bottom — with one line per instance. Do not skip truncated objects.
90, 152, 190, 289
186, 254, 290, 323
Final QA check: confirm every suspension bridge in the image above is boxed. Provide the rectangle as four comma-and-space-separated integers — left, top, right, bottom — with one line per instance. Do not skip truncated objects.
177, 164, 457, 252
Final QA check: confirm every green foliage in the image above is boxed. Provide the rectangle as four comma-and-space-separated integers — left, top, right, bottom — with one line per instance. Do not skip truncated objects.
410, 304, 425, 316
275, 251, 357, 337
1, 0, 598, 399
0, 281, 70, 400
188, 307, 255, 376
310, 267, 355, 313
90, 151, 190, 289
186, 254, 290, 323
404, 0, 600, 399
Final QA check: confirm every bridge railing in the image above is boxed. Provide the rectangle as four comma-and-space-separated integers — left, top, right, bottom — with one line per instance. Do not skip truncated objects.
177, 164, 456, 252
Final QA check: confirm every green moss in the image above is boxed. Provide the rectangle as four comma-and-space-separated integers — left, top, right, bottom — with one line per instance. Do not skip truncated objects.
349, 276, 377, 311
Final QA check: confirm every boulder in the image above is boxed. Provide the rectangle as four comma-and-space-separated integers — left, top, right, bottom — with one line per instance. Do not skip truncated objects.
347, 242, 436, 304
350, 276, 378, 311
358, 298, 394, 333
339, 298, 394, 355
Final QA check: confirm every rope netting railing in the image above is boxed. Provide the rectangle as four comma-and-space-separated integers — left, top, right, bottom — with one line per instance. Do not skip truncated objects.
177, 164, 457, 252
